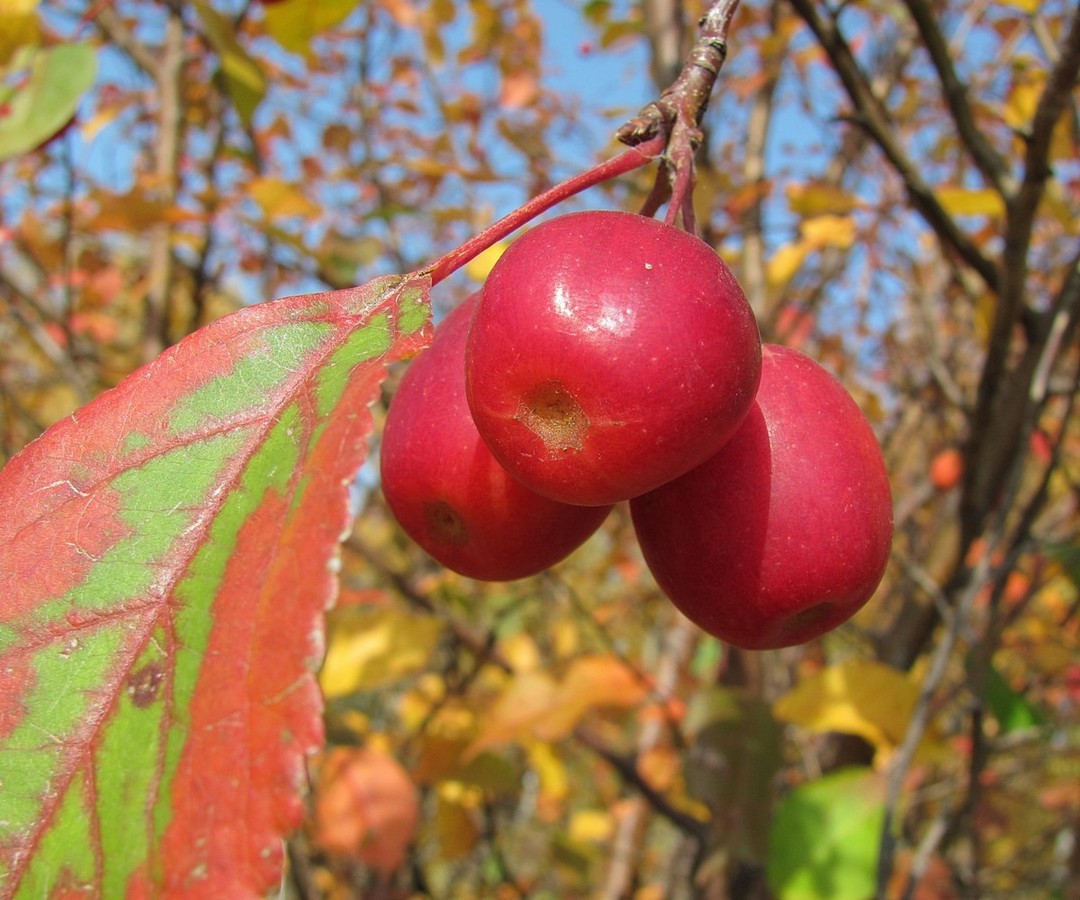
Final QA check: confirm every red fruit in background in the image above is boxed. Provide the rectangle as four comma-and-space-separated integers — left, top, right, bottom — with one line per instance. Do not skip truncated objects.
630, 344, 893, 650
465, 210, 761, 507
930, 447, 964, 491
380, 294, 611, 581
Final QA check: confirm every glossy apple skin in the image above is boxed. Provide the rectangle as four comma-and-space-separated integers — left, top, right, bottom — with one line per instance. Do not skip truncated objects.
630, 344, 893, 650
465, 210, 761, 507
380, 294, 611, 581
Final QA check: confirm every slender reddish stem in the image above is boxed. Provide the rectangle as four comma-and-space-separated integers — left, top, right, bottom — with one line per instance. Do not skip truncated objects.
426, 134, 665, 287
423, 0, 740, 282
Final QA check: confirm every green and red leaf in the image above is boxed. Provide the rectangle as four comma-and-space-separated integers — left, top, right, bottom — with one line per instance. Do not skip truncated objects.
0, 274, 431, 898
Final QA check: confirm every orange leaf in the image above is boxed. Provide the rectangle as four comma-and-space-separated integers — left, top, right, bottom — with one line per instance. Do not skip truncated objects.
499, 70, 539, 109
535, 655, 647, 742
313, 746, 420, 874
377, 0, 417, 27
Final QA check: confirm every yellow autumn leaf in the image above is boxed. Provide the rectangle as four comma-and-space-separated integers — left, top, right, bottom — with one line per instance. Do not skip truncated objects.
526, 740, 569, 809
80, 104, 123, 144
1006, 87, 1038, 133
767, 240, 811, 287
248, 176, 320, 220
786, 181, 861, 217
1005, 77, 1080, 166
435, 782, 483, 860
467, 654, 646, 754
264, 0, 361, 56
0, 0, 38, 67
498, 630, 542, 671
999, 0, 1040, 15
801, 213, 858, 249
1041, 181, 1080, 234
974, 290, 997, 343
773, 659, 928, 764
319, 606, 443, 697
465, 240, 510, 282
568, 809, 615, 844
193, 0, 266, 126
87, 187, 200, 232
935, 185, 1006, 218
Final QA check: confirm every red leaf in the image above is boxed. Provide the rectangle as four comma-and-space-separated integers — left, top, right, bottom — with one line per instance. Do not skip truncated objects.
0, 274, 431, 898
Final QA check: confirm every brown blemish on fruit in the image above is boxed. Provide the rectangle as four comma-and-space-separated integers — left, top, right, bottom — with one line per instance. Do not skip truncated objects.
516, 381, 589, 452
425, 500, 468, 545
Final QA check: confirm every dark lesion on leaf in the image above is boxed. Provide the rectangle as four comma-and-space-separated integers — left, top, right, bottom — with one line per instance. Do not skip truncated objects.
127, 661, 166, 708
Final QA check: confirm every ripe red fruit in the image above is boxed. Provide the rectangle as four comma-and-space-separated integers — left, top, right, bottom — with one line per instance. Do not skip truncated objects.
380, 294, 611, 581
465, 210, 761, 507
630, 344, 893, 650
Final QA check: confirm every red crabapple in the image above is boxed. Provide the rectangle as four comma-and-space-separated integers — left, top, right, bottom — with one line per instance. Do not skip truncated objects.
380, 294, 611, 581
465, 210, 761, 506
630, 344, 893, 650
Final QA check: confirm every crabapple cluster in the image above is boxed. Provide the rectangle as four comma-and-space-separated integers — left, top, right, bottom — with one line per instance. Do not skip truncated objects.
380, 210, 893, 649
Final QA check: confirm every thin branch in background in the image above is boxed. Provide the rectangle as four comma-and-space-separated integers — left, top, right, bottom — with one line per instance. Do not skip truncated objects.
964, 246, 1080, 546
95, 4, 186, 359
482, 800, 529, 898
978, 6, 1080, 423
93, 7, 161, 75
598, 611, 699, 900
900, 0, 1013, 196
186, 89, 230, 335
143, 8, 185, 359
878, 278, 1080, 894
58, 129, 78, 347
345, 533, 513, 673
0, 274, 92, 403
786, 0, 1000, 294
875, 547, 991, 898
738, 0, 789, 317
575, 723, 710, 844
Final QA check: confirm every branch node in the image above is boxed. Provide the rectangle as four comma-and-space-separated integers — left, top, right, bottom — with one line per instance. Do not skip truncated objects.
615, 0, 743, 230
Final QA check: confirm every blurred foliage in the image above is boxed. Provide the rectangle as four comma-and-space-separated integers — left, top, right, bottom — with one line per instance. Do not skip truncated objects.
1, 0, 1078, 897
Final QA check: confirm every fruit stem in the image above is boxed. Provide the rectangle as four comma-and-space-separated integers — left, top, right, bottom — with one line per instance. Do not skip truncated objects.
616, 0, 742, 231
426, 134, 666, 287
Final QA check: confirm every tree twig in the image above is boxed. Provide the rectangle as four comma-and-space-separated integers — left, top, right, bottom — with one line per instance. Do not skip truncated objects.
977, 5, 1080, 427
574, 725, 710, 843
875, 549, 989, 897
786, 0, 1000, 293
617, 0, 742, 228
900, 0, 1013, 196
598, 611, 698, 899
425, 134, 665, 286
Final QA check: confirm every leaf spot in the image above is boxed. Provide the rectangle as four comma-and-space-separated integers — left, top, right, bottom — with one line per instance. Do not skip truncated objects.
58, 638, 81, 659
127, 661, 166, 708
